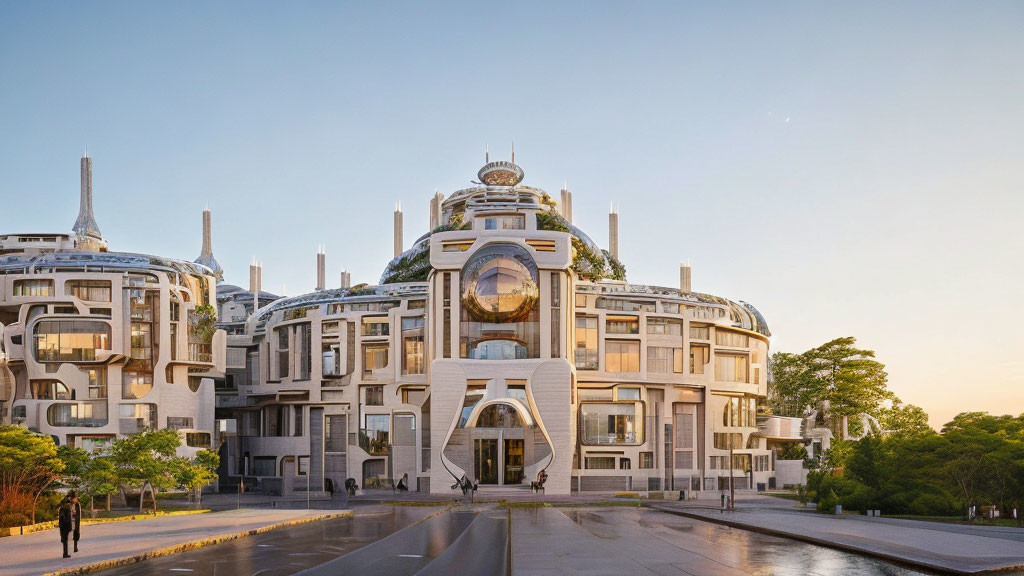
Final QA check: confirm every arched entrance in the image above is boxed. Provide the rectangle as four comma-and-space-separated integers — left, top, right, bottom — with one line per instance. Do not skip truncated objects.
472, 404, 526, 485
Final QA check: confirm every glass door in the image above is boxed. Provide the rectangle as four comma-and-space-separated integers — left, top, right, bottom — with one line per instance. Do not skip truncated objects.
474, 439, 499, 484
504, 439, 524, 484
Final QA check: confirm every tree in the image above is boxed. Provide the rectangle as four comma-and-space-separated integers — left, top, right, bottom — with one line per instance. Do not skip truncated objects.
802, 337, 892, 418
110, 429, 182, 513
81, 457, 119, 515
172, 450, 219, 507
877, 400, 932, 438
767, 352, 813, 417
0, 426, 64, 525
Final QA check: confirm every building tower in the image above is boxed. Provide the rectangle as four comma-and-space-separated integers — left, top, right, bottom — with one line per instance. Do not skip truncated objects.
394, 202, 404, 257
680, 261, 692, 294
429, 190, 444, 230
608, 203, 619, 260
340, 269, 351, 289
194, 206, 224, 281
72, 153, 106, 251
560, 182, 573, 223
250, 259, 263, 312
316, 246, 326, 291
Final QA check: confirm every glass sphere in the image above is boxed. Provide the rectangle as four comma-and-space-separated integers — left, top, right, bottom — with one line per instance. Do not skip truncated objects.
461, 244, 538, 323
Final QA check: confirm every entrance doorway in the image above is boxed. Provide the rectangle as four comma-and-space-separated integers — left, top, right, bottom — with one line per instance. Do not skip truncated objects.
473, 437, 525, 486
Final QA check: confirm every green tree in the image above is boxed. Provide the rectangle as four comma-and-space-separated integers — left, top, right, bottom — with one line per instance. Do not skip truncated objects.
0, 425, 64, 525
172, 450, 219, 507
81, 457, 119, 515
877, 400, 932, 438
767, 352, 813, 417
110, 428, 182, 513
802, 337, 892, 418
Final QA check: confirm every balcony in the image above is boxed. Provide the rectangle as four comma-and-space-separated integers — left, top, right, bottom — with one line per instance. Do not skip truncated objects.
189, 342, 213, 363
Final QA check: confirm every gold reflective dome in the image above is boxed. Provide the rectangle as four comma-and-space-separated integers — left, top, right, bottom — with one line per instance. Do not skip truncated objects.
462, 245, 538, 323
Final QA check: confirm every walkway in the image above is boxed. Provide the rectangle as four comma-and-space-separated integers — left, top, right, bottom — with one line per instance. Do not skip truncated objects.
0, 508, 348, 576
650, 501, 1024, 574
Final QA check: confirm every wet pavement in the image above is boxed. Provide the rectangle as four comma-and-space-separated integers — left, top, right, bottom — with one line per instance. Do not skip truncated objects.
516, 506, 934, 576
99, 506, 442, 576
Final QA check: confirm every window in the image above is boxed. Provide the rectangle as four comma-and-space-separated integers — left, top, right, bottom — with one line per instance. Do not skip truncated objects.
323, 345, 340, 377
578, 388, 613, 401
662, 302, 680, 314
715, 330, 749, 348
619, 457, 631, 470
31, 380, 71, 400
65, 280, 111, 302
362, 344, 389, 379
365, 385, 384, 406
689, 325, 709, 340
87, 368, 106, 399
294, 406, 303, 436
595, 298, 655, 312
507, 384, 527, 403
360, 414, 390, 455
575, 293, 587, 307
580, 402, 643, 444
122, 370, 153, 399
408, 299, 426, 310
167, 417, 193, 429
361, 317, 389, 337
476, 404, 524, 428
722, 396, 757, 427
118, 403, 157, 433
459, 244, 541, 359
647, 318, 681, 335
33, 320, 111, 362
715, 354, 749, 383
550, 273, 560, 358
297, 455, 309, 476
639, 452, 654, 469
483, 214, 525, 230
295, 324, 311, 380
606, 317, 639, 335
47, 402, 108, 427
185, 432, 211, 448
605, 340, 640, 372
325, 415, 347, 452
252, 457, 276, 477
442, 273, 452, 358
574, 316, 599, 370
14, 279, 53, 297
322, 321, 340, 336
402, 388, 427, 405
616, 387, 640, 401
648, 347, 682, 374
401, 317, 425, 375
689, 344, 709, 374
584, 456, 616, 469
714, 433, 743, 450
276, 328, 289, 379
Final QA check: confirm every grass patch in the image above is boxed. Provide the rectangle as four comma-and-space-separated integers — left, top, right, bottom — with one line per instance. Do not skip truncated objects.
557, 500, 643, 508
614, 492, 640, 499
885, 515, 1022, 528
498, 500, 552, 509
386, 500, 454, 507
765, 492, 804, 502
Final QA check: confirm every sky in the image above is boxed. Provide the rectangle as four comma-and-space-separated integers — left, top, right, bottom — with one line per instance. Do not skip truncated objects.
1, 2, 1022, 429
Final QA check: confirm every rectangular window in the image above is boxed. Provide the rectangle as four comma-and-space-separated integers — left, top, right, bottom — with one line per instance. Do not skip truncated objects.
646, 317, 682, 335
483, 214, 525, 230
605, 340, 640, 372
715, 330, 749, 348
574, 316, 598, 370
166, 416, 194, 430
402, 388, 427, 405
297, 456, 309, 475
616, 387, 640, 401
33, 320, 112, 363
87, 368, 106, 399
580, 402, 643, 444
362, 344, 389, 380
673, 348, 684, 373
401, 316, 425, 375
639, 452, 654, 469
647, 347, 679, 374
689, 325, 709, 340
715, 354, 749, 383
442, 273, 452, 359
361, 316, 390, 337
722, 396, 757, 427
605, 316, 639, 335
360, 414, 390, 455
584, 456, 616, 470
714, 432, 743, 450
13, 279, 54, 297
185, 432, 211, 448
689, 344, 709, 374
294, 405, 303, 436
295, 324, 311, 380
619, 457, 631, 469
550, 273, 560, 358
365, 385, 384, 406
65, 280, 111, 302
276, 327, 289, 379
578, 388, 613, 401
662, 302, 680, 314
575, 293, 587, 307
325, 415, 347, 452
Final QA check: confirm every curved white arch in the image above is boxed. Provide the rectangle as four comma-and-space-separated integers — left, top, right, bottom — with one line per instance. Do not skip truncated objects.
463, 398, 535, 428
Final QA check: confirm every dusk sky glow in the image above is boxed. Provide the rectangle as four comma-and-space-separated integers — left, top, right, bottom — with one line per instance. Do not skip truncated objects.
2, 2, 1022, 428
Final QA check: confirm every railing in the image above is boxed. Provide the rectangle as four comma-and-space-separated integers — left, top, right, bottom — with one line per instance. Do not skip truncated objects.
189, 342, 213, 363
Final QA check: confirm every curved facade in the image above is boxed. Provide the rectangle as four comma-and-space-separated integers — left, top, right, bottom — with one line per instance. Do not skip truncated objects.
0, 157, 225, 458
219, 158, 775, 495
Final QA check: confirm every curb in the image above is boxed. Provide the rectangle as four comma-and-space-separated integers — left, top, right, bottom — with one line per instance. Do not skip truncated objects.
645, 504, 1022, 576
39, 511, 352, 576
5, 510, 211, 537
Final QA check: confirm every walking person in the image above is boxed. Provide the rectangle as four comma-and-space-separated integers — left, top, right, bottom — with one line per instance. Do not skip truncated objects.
58, 497, 73, 558
69, 491, 82, 553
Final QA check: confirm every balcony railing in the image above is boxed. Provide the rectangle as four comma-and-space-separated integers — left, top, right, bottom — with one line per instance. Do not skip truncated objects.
189, 342, 213, 363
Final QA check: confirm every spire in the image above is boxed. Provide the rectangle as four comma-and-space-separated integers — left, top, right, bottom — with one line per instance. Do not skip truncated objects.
485, 143, 490, 163
194, 206, 224, 281
511, 140, 515, 163
394, 202, 404, 258
73, 154, 102, 239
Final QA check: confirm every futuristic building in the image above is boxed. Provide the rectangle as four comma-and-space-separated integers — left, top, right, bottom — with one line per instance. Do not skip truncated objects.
0, 154, 225, 457
217, 154, 776, 495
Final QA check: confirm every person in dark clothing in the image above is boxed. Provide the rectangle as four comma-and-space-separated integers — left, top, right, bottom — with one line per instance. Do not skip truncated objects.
396, 473, 409, 492
69, 491, 82, 553
58, 498, 73, 558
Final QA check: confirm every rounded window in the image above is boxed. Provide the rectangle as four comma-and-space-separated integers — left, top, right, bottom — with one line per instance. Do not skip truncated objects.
461, 243, 538, 323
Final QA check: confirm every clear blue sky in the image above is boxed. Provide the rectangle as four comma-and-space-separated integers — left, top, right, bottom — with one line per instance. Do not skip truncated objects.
2, 2, 1022, 428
